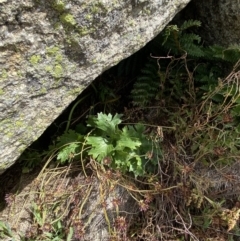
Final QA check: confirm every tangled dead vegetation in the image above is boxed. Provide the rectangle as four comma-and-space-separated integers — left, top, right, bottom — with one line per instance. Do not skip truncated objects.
1, 144, 240, 240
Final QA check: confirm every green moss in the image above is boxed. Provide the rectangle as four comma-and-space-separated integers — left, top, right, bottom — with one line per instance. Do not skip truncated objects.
45, 64, 63, 78
40, 87, 47, 94
0, 89, 4, 95
55, 53, 63, 62
45, 66, 53, 72
90, 2, 107, 14
67, 86, 84, 96
17, 70, 23, 77
52, 0, 66, 12
60, 13, 76, 26
45, 46, 64, 78
129, 20, 136, 27
143, 8, 151, 15
53, 64, 63, 78
30, 55, 42, 65
6, 132, 14, 138
46, 46, 60, 56
54, 22, 62, 30
85, 14, 93, 21
15, 121, 23, 127
91, 5, 100, 14
46, 46, 63, 63
1, 69, 8, 79
78, 26, 95, 36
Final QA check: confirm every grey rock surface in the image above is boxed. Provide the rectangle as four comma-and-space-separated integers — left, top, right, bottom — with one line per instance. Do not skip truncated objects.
176, 0, 240, 46
0, 0, 191, 174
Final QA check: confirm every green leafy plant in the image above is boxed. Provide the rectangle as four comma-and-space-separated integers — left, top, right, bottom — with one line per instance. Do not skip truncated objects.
86, 113, 160, 176
50, 113, 161, 177
53, 129, 84, 163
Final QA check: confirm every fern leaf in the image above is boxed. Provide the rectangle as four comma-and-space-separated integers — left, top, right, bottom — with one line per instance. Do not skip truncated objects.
204, 45, 240, 63
184, 44, 205, 57
131, 60, 159, 107
180, 33, 201, 45
180, 19, 201, 31
178, 33, 204, 57
222, 46, 240, 63
162, 25, 179, 45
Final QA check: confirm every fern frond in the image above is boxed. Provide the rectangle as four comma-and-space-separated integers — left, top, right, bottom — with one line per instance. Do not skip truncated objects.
131, 60, 159, 107
203, 45, 227, 62
180, 33, 204, 57
204, 45, 240, 63
180, 19, 201, 31
222, 46, 240, 63
162, 25, 179, 46
161, 20, 203, 57
180, 33, 201, 45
